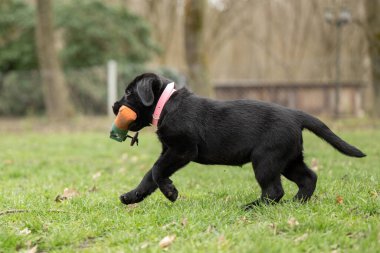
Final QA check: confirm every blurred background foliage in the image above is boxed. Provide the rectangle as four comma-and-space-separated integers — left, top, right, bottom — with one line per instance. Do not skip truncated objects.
0, 0, 37, 73
0, 0, 172, 116
0, 0, 379, 117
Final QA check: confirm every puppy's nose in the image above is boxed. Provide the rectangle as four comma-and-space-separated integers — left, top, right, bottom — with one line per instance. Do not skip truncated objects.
112, 101, 121, 115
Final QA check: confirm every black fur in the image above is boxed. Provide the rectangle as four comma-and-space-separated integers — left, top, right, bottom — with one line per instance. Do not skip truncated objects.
113, 73, 365, 209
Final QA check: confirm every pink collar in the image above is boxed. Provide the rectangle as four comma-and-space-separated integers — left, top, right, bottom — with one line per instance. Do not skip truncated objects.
152, 82, 176, 126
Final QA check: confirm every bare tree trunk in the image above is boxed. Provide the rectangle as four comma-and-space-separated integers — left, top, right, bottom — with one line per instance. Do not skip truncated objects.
184, 0, 212, 97
35, 0, 74, 119
365, 0, 380, 117
146, 0, 179, 65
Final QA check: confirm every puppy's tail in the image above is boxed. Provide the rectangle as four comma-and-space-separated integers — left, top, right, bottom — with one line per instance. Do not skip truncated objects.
299, 112, 366, 158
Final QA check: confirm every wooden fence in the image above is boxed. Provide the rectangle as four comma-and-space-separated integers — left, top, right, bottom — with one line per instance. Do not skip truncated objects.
214, 81, 365, 117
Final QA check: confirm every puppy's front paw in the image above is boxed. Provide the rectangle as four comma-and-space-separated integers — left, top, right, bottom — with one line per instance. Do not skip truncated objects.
160, 183, 178, 202
243, 199, 262, 210
119, 190, 142, 205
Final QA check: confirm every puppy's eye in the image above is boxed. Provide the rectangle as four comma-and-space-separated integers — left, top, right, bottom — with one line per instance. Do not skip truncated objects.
125, 90, 131, 97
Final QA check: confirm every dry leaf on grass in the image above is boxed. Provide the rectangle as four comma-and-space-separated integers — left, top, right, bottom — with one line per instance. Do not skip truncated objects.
311, 158, 319, 172
55, 188, 79, 202
268, 223, 278, 235
206, 225, 217, 233
19, 228, 31, 235
181, 218, 188, 227
287, 217, 299, 228
346, 231, 366, 239
92, 171, 102, 180
121, 153, 129, 162
162, 221, 177, 230
26, 245, 37, 253
369, 190, 378, 198
3, 159, 13, 165
159, 235, 176, 248
294, 233, 308, 243
88, 186, 98, 193
238, 216, 249, 224
178, 195, 188, 200
131, 156, 139, 163
140, 242, 149, 249
218, 235, 226, 246
125, 203, 138, 212
224, 195, 232, 202
336, 195, 344, 204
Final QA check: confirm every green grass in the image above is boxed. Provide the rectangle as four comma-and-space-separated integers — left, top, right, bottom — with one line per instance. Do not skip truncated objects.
0, 125, 379, 252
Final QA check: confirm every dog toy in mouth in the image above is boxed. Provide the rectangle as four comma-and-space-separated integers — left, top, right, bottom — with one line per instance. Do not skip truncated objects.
110, 105, 139, 144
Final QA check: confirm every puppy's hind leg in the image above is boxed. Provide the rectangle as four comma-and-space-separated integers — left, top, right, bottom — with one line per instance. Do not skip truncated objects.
282, 156, 317, 202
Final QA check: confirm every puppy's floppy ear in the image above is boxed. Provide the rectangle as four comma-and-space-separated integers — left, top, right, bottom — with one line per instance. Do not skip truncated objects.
136, 78, 155, 106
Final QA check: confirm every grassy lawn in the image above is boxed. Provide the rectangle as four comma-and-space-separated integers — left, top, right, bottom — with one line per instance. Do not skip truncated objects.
0, 120, 379, 252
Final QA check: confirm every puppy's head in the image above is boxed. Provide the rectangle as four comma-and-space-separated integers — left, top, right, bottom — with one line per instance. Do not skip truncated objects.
112, 73, 173, 131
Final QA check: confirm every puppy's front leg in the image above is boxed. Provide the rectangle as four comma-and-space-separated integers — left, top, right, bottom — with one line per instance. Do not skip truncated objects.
120, 169, 157, 205
152, 149, 193, 202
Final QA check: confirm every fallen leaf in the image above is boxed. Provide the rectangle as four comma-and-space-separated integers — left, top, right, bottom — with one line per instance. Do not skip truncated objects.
162, 221, 177, 230
346, 231, 366, 239
88, 186, 97, 193
330, 244, 339, 251
3, 159, 13, 165
121, 153, 129, 162
55, 188, 79, 202
131, 156, 138, 163
92, 171, 101, 180
336, 195, 344, 204
369, 190, 378, 198
294, 233, 308, 243
224, 195, 231, 202
238, 216, 249, 224
125, 203, 138, 211
26, 245, 37, 253
218, 235, 226, 246
206, 225, 217, 233
311, 158, 319, 172
159, 235, 176, 248
287, 217, 299, 228
181, 217, 188, 227
19, 228, 31, 235
118, 167, 126, 174
268, 223, 278, 235
140, 242, 149, 249
178, 195, 188, 200
43, 223, 50, 231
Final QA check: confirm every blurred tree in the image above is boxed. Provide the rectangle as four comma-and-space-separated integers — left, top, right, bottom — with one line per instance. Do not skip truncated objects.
184, 0, 211, 97
364, 0, 380, 117
0, 0, 157, 116
56, 0, 158, 68
35, 0, 74, 119
0, 0, 37, 73
0, 0, 157, 71
183, 0, 254, 96
145, 0, 177, 65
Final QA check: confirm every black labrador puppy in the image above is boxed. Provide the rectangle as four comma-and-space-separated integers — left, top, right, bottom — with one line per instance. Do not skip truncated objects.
113, 73, 365, 209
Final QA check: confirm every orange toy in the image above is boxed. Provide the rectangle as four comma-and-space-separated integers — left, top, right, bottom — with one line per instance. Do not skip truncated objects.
110, 105, 137, 142
114, 105, 137, 130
